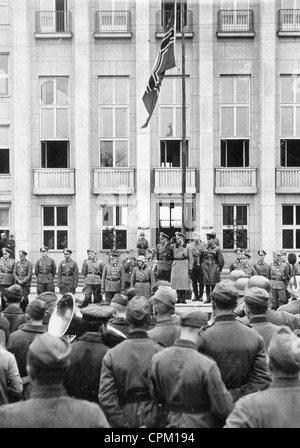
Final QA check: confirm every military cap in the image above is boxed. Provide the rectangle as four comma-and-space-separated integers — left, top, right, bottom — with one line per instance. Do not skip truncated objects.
40, 246, 48, 252
9, 234, 14, 238
228, 269, 247, 282
180, 309, 208, 328
126, 296, 151, 324
63, 248, 72, 254
4, 284, 22, 301
235, 277, 250, 297
29, 332, 71, 368
234, 248, 244, 254
244, 287, 269, 307
257, 250, 266, 256
25, 299, 46, 321
139, 232, 145, 236
150, 286, 177, 310
2, 247, 11, 254
206, 232, 215, 239
210, 280, 239, 306
175, 232, 185, 238
160, 232, 170, 240
109, 252, 119, 258
80, 304, 114, 321
19, 250, 27, 256
123, 288, 138, 301
126, 249, 135, 254
281, 251, 287, 256
268, 326, 300, 374
87, 249, 97, 254
36, 291, 58, 306
273, 250, 281, 257
137, 255, 146, 262
243, 251, 251, 259
111, 294, 128, 307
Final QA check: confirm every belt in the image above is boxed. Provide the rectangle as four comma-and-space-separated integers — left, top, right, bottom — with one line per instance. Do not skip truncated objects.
169, 404, 207, 414
62, 274, 73, 277
120, 390, 151, 405
135, 280, 149, 283
174, 258, 187, 261
106, 277, 120, 281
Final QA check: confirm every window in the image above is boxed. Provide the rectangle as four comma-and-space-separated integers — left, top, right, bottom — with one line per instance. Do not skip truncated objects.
39, 0, 68, 32
280, 139, 300, 166
99, 77, 129, 168
221, 140, 249, 167
0, 126, 9, 173
161, 0, 187, 31
101, 205, 127, 250
42, 206, 68, 250
280, 75, 300, 164
0, 207, 9, 236
40, 77, 69, 167
282, 205, 300, 249
0, 54, 9, 96
222, 205, 248, 249
0, 2, 9, 25
160, 140, 189, 167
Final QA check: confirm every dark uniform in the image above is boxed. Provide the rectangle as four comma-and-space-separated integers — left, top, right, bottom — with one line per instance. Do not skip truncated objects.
155, 233, 173, 282
269, 251, 290, 310
202, 241, 224, 301
170, 234, 194, 303
131, 257, 155, 299
122, 251, 136, 290
0, 249, 15, 311
57, 249, 79, 295
35, 247, 56, 295
6, 236, 15, 260
136, 233, 149, 256
101, 255, 125, 305
187, 235, 206, 301
13, 251, 33, 313
229, 248, 244, 272
81, 250, 103, 308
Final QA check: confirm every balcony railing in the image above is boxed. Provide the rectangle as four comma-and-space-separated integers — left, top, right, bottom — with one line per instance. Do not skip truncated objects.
276, 168, 300, 193
278, 9, 300, 34
35, 10, 72, 35
93, 168, 135, 194
215, 168, 257, 194
156, 10, 193, 36
33, 169, 75, 195
154, 168, 196, 194
95, 10, 131, 36
217, 10, 255, 36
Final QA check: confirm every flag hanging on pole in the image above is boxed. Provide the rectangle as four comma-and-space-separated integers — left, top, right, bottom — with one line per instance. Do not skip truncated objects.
141, 8, 176, 129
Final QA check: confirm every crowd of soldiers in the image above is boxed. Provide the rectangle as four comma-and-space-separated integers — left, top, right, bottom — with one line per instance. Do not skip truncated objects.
0, 229, 300, 428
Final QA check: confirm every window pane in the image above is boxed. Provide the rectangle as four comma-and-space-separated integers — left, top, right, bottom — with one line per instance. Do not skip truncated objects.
102, 228, 115, 250
57, 231, 68, 249
116, 206, 127, 226
223, 229, 234, 249
0, 55, 8, 73
223, 205, 234, 225
236, 77, 249, 103
115, 108, 127, 137
226, 140, 244, 167
236, 229, 248, 249
286, 140, 300, 166
102, 206, 113, 226
100, 141, 113, 167
116, 229, 127, 250
99, 78, 113, 104
115, 78, 128, 104
281, 76, 293, 103
56, 78, 68, 104
43, 207, 54, 226
282, 229, 293, 249
282, 205, 293, 225
0, 126, 8, 146
44, 230, 55, 249
281, 107, 293, 136
57, 207, 68, 226
0, 148, 9, 173
296, 76, 300, 103
100, 109, 113, 137
41, 80, 54, 105
56, 108, 69, 138
175, 107, 183, 138
296, 206, 300, 225
221, 107, 234, 136
175, 77, 183, 104
115, 141, 128, 167
41, 141, 68, 169
236, 107, 249, 136
160, 108, 174, 137
160, 77, 173, 104
296, 229, 300, 249
296, 107, 300, 136
236, 205, 247, 225
220, 77, 234, 103
0, 208, 9, 226
41, 109, 54, 139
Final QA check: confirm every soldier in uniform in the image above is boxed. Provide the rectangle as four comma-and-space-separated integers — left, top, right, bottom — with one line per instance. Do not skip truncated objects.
131, 255, 155, 299
269, 250, 290, 310
109, 293, 130, 337
57, 248, 79, 295
101, 252, 125, 305
81, 249, 103, 308
229, 248, 244, 273
35, 246, 56, 295
253, 250, 271, 279
187, 231, 206, 302
239, 251, 257, 278
170, 232, 194, 304
6, 234, 15, 260
13, 250, 33, 313
155, 232, 173, 282
202, 233, 224, 304
136, 232, 149, 256
122, 249, 136, 290
0, 248, 15, 312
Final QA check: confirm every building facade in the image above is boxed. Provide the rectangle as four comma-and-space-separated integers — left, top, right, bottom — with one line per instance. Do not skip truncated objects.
0, 0, 300, 269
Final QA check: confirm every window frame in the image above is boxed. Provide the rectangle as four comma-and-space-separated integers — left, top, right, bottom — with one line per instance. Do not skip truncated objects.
221, 139, 249, 167
0, 53, 9, 96
282, 204, 300, 249
0, 206, 10, 236
222, 204, 249, 250
101, 204, 128, 250
42, 205, 69, 251
0, 125, 10, 174
280, 74, 300, 138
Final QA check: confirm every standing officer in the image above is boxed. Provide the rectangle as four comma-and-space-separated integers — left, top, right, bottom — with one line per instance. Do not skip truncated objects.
269, 250, 290, 310
57, 248, 79, 295
187, 231, 206, 302
101, 253, 125, 305
136, 232, 149, 256
35, 246, 56, 295
202, 233, 224, 304
155, 232, 173, 282
0, 248, 15, 312
13, 250, 33, 313
229, 248, 244, 272
170, 232, 194, 304
131, 255, 155, 299
253, 250, 271, 279
81, 249, 103, 308
122, 249, 136, 291
239, 251, 257, 278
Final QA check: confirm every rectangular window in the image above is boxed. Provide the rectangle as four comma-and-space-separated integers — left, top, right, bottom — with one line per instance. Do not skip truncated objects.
42, 206, 68, 250
282, 204, 300, 249
0, 54, 9, 96
160, 140, 189, 167
221, 139, 249, 167
0, 206, 9, 236
99, 77, 129, 168
161, 0, 187, 31
101, 205, 127, 250
0, 126, 9, 173
280, 75, 300, 137
0, 2, 9, 25
222, 205, 248, 249
280, 139, 300, 166
41, 141, 69, 168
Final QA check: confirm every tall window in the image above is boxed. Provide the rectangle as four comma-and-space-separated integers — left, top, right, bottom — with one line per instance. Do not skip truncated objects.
102, 205, 127, 250
0, 54, 9, 96
222, 205, 248, 249
40, 77, 69, 168
0, 126, 9, 174
39, 0, 68, 32
99, 77, 129, 168
0, 2, 9, 25
42, 206, 68, 250
280, 74, 300, 166
0, 207, 9, 236
161, 0, 187, 31
220, 75, 250, 167
282, 205, 300, 249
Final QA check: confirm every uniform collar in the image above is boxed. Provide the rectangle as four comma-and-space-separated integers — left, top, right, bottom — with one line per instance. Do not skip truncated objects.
249, 315, 268, 324
127, 329, 149, 339
173, 339, 198, 351
30, 384, 67, 399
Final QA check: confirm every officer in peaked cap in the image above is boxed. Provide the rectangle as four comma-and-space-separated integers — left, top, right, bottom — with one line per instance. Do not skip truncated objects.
253, 250, 271, 279
35, 246, 56, 295
101, 252, 125, 306
155, 232, 173, 283
160, 232, 170, 240
81, 249, 104, 309
131, 254, 155, 299
269, 250, 290, 310
171, 231, 194, 304
0, 246, 15, 312
229, 248, 244, 273
57, 248, 79, 296
239, 251, 257, 278
13, 250, 33, 313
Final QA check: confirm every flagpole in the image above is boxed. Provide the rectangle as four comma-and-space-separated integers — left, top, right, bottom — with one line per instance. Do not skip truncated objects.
181, 1, 187, 235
